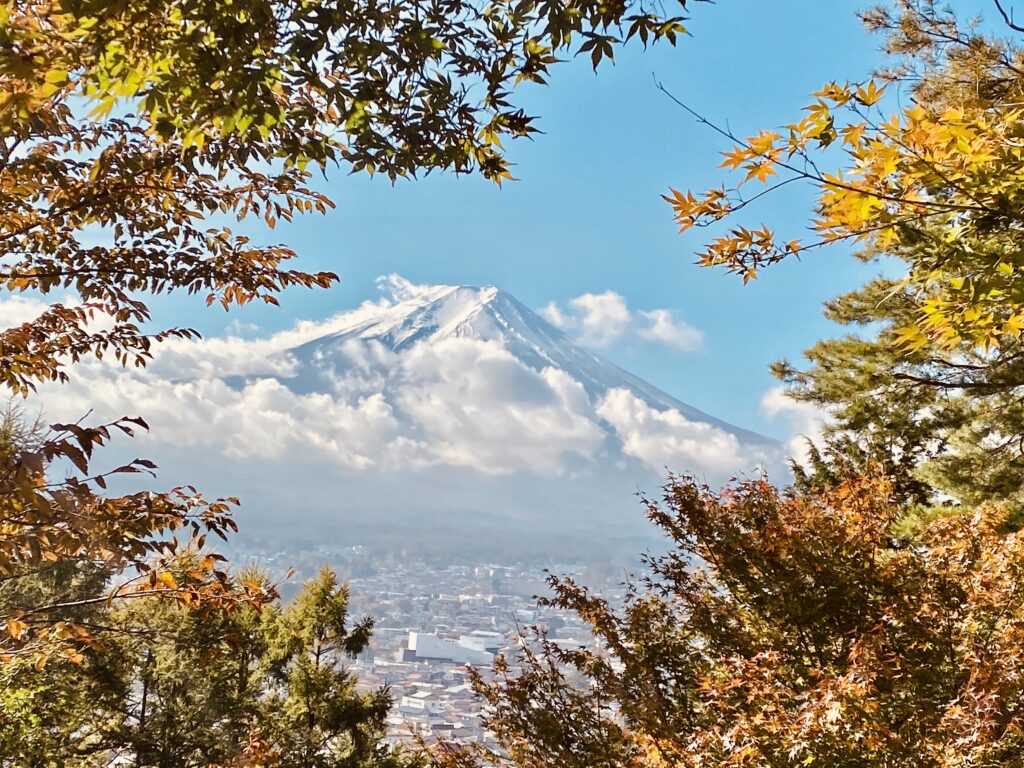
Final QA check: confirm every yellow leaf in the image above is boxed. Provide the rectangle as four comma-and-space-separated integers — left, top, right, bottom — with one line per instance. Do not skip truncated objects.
6, 618, 25, 641
745, 162, 777, 185
855, 81, 886, 107
841, 123, 866, 147
719, 147, 749, 170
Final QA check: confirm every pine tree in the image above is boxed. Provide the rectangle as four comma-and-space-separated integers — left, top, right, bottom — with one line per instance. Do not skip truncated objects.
0, 561, 414, 767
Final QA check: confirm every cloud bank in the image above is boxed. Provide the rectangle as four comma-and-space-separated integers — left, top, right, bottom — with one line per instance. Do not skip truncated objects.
16, 278, 780, 486
760, 386, 830, 469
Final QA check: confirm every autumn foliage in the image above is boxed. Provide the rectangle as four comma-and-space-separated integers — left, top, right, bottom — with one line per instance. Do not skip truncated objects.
0, 0, 698, 676
0, 0, 710, 762
13, 0, 1024, 766
430, 473, 1024, 768
665, 1, 1024, 353
426, 4, 1024, 768
667, 2, 1024, 514
0, 409, 273, 669
1, 563, 410, 767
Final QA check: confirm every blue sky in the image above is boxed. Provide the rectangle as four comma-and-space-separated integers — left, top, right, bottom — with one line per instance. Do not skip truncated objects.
150, 1, 903, 440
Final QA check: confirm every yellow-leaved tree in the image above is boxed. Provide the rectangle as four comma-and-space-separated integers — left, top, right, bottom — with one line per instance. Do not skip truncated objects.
664, 0, 1024, 511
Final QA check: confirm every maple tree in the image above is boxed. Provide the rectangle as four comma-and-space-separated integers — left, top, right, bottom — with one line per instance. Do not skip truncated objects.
424, 6, 1024, 768
665, 0, 1024, 352
429, 472, 1024, 768
0, 0, 697, 397
0, 405, 271, 672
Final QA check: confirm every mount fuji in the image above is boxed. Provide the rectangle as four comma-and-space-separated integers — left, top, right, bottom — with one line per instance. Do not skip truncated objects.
282, 282, 773, 450
32, 279, 784, 560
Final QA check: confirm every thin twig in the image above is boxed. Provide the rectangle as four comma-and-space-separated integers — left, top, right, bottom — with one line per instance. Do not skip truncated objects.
995, 0, 1024, 33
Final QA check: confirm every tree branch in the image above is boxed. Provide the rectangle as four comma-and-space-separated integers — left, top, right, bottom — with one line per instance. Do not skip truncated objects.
995, 0, 1024, 33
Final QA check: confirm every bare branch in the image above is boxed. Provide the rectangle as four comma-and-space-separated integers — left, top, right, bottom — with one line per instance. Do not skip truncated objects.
995, 0, 1024, 33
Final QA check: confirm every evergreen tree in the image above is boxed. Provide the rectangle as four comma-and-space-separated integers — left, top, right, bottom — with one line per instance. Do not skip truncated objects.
0, 561, 126, 766
0, 560, 412, 767
261, 568, 398, 768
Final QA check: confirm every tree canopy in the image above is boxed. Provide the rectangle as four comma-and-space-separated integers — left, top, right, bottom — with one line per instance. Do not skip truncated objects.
21, 1, 1024, 766
661, 0, 1024, 513
422, 4, 1024, 768
666, 1, 1024, 352
1, 561, 411, 767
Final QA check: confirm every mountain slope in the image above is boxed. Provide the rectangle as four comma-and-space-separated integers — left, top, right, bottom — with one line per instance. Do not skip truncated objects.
284, 284, 775, 448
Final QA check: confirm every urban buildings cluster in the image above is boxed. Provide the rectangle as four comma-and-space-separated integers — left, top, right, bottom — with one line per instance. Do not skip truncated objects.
227, 538, 621, 747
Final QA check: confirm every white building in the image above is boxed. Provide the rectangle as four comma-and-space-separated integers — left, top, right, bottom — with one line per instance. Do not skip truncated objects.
458, 630, 502, 654
398, 632, 494, 665
399, 689, 447, 715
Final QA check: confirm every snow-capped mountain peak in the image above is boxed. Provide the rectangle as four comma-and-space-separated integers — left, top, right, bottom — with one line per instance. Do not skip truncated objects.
285, 282, 774, 448
290, 284, 512, 350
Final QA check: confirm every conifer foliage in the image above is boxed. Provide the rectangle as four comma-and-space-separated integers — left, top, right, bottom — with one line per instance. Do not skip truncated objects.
1, 562, 411, 768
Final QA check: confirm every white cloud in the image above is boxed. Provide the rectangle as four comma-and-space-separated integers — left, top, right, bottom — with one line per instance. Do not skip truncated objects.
0, 295, 49, 328
30, 323, 608, 477
225, 318, 261, 337
376, 273, 440, 303
542, 291, 703, 352
0, 294, 119, 332
5, 280, 754, 485
569, 291, 632, 347
637, 309, 703, 352
540, 301, 570, 329
760, 386, 830, 468
597, 388, 772, 478
389, 339, 604, 473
